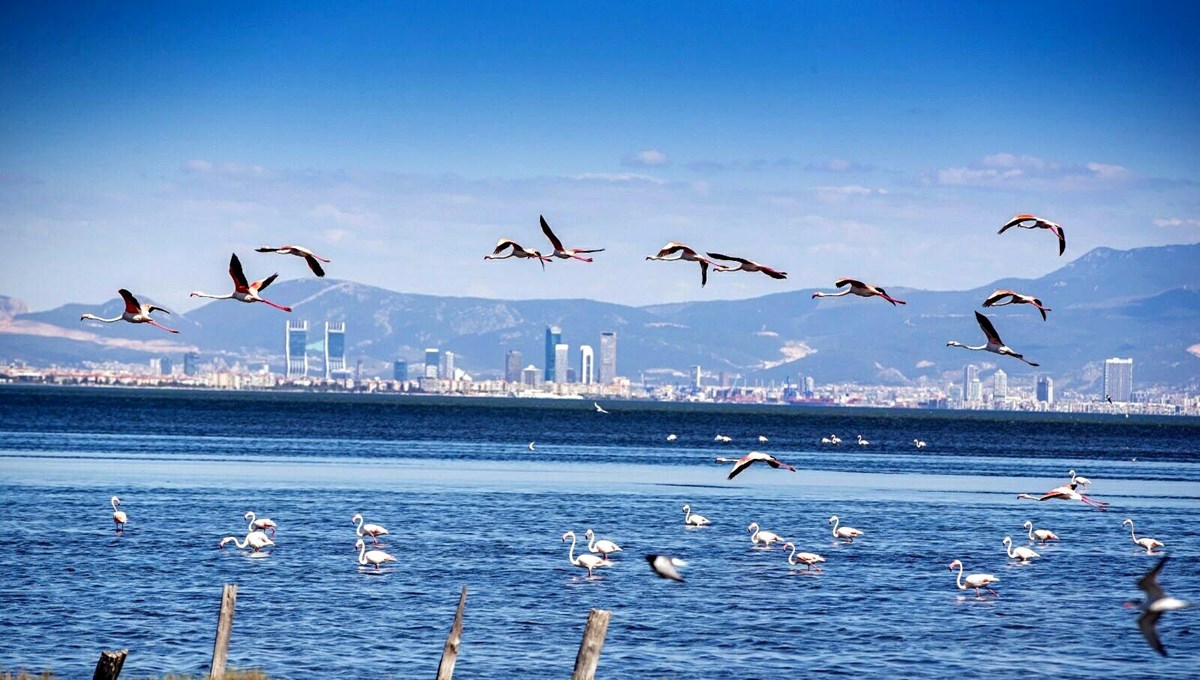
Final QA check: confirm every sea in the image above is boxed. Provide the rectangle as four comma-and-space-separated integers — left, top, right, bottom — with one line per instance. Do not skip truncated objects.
0, 386, 1196, 679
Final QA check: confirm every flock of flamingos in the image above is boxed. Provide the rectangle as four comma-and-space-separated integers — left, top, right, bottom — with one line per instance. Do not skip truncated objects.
84, 211, 1187, 659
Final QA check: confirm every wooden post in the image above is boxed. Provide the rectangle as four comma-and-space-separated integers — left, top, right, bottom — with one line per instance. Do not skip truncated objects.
92, 648, 127, 680
209, 583, 238, 680
571, 609, 612, 680
435, 585, 468, 680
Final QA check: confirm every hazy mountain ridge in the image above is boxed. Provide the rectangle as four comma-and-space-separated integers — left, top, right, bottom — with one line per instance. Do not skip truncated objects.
3, 243, 1198, 390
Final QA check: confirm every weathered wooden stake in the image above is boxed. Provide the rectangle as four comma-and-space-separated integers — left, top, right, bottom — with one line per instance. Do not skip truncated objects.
209, 583, 238, 680
92, 648, 127, 680
571, 608, 612, 680
435, 585, 468, 680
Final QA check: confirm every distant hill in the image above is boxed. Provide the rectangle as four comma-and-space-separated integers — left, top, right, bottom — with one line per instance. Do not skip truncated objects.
3, 243, 1198, 390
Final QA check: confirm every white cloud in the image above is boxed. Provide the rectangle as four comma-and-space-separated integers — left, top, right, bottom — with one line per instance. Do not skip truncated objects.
813, 185, 884, 202
936, 153, 1133, 190
183, 159, 213, 172
1154, 217, 1200, 227
622, 149, 669, 167
572, 172, 666, 184
805, 158, 876, 173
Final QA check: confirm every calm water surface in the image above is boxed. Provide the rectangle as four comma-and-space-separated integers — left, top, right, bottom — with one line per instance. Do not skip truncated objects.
0, 387, 1197, 678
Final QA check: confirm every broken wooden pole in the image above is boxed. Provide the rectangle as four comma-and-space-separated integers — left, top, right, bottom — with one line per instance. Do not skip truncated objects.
209, 583, 238, 680
435, 585, 468, 680
92, 648, 127, 680
571, 608, 612, 680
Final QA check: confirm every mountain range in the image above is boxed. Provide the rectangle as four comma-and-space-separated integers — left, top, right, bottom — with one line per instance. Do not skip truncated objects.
2, 243, 1199, 392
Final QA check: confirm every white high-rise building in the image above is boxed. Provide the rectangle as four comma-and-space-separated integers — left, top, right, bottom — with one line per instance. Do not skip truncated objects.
554, 343, 569, 383
963, 364, 980, 404
690, 365, 702, 389
286, 320, 308, 378
993, 368, 1008, 402
1104, 357, 1134, 402
324, 321, 346, 379
579, 345, 594, 385
599, 332, 617, 384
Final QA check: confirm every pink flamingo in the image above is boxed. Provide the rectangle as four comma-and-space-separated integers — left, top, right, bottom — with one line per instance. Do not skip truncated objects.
255, 244, 331, 277
1017, 482, 1108, 511
484, 238, 553, 269
645, 242, 715, 287
190, 253, 292, 312
716, 452, 796, 480
947, 312, 1039, 366
811, 278, 906, 305
81, 289, 179, 334
948, 559, 999, 597
540, 215, 605, 262
998, 214, 1066, 255
706, 252, 788, 279
982, 289, 1052, 321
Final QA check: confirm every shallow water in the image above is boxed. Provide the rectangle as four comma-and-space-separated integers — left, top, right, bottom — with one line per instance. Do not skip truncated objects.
0, 386, 1197, 678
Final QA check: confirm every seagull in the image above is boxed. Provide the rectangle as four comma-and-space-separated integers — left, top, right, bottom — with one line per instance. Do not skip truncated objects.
706, 252, 788, 279
81, 289, 179, 334
528, 441, 536, 451
255, 244, 331, 277
190, 253, 292, 312
539, 215, 605, 262
717, 452, 796, 480
483, 238, 553, 269
645, 242, 716, 287
811, 278, 906, 305
982, 289, 1052, 321
594, 402, 609, 414
998, 214, 1066, 256
1130, 556, 1191, 656
946, 311, 1039, 366
646, 554, 687, 582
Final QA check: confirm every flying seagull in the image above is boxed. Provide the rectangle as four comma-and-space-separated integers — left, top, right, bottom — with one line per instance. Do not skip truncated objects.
1131, 556, 1191, 656
594, 402, 610, 414
646, 554, 687, 582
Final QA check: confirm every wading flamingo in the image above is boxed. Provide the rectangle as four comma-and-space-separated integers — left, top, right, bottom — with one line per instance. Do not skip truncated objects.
829, 515, 864, 541
982, 289, 1052, 321
354, 538, 397, 570
1068, 469, 1092, 488
645, 242, 715, 287
255, 244, 331, 277
540, 215, 605, 262
352, 513, 389, 545
948, 559, 999, 597
1123, 519, 1164, 554
682, 504, 710, 527
1003, 536, 1040, 562
946, 312, 1039, 366
998, 214, 1066, 256
811, 278, 906, 305
483, 239, 552, 269
244, 511, 277, 536
781, 542, 826, 572
747, 522, 785, 548
584, 528, 623, 559
1017, 482, 1108, 511
717, 451, 796, 480
706, 252, 788, 279
1130, 556, 1191, 656
110, 496, 127, 531
81, 289, 179, 334
1023, 520, 1059, 543
190, 253, 292, 312
562, 531, 612, 578
913, 439, 927, 449
220, 531, 274, 553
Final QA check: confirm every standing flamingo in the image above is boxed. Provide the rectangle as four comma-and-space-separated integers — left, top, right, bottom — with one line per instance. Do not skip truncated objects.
110, 496, 127, 531
948, 559, 999, 597
244, 511, 277, 536
682, 504, 711, 527
352, 513, 389, 545
1003, 536, 1040, 562
1122, 519, 1164, 554
190, 253, 292, 312
220, 530, 274, 552
1017, 482, 1108, 511
1023, 520, 1060, 543
645, 242, 715, 287
706, 252, 788, 279
982, 289, 1052, 321
811, 278, 906, 305
913, 439, 927, 449
997, 214, 1066, 256
747, 522, 785, 548
255, 244, 331, 277
483, 238, 553, 269
1068, 469, 1092, 488
81, 289, 179, 334
946, 312, 1039, 366
781, 542, 826, 572
584, 528, 623, 559
354, 538, 397, 570
562, 531, 613, 578
828, 515, 864, 542
539, 215, 605, 262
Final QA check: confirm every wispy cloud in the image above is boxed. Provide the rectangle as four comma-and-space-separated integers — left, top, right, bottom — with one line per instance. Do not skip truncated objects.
935, 153, 1132, 190
812, 185, 887, 202
572, 172, 666, 184
805, 158, 876, 173
621, 149, 669, 168
1153, 217, 1200, 227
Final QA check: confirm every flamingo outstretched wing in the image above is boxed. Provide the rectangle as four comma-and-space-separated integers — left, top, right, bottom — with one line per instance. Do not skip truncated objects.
303, 254, 326, 277
974, 311, 1003, 345
833, 277, 865, 289
229, 254, 251, 292
118, 289, 141, 315
252, 273, 279, 292
540, 215, 566, 252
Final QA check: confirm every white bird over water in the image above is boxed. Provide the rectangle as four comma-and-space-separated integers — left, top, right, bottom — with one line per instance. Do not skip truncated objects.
1023, 520, 1060, 543
829, 515, 864, 541
110, 496, 127, 531
781, 542, 826, 572
913, 439, 927, 449
747, 522, 785, 548
758, 435, 769, 443
355, 538, 397, 570
1123, 519, 1164, 554
562, 531, 612, 578
666, 434, 677, 442
244, 511, 277, 536
948, 559, 999, 597
584, 528, 623, 559
221, 531, 274, 553
594, 402, 609, 414
682, 504, 710, 527
1003, 536, 1040, 562
528, 441, 536, 451
646, 555, 687, 582
1017, 482, 1109, 511
1130, 556, 1191, 656
856, 434, 869, 446
352, 513, 389, 545
1068, 469, 1092, 488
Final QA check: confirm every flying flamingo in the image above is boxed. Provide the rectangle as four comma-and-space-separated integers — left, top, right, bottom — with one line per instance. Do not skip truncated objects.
781, 542, 826, 572
190, 253, 292, 312
645, 242, 715, 287
354, 538, 397, 570
1003, 536, 1040, 562
682, 504, 710, 527
646, 554, 687, 582
948, 559, 999, 597
1017, 482, 1109, 511
584, 528, 623, 559
828, 515, 864, 541
706, 252, 788, 279
1130, 556, 1191, 656
255, 245, 331, 277
81, 289, 179, 334
1023, 520, 1059, 543
220, 530, 275, 553
483, 238, 552, 269
717, 452, 796, 480
982, 289, 1052, 321
562, 530, 613, 578
244, 511, 277, 536
1068, 469, 1092, 488
1122, 519, 1164, 554
946, 312, 1039, 366
539, 215, 605, 262
352, 513, 389, 545
747, 522, 785, 548
998, 214, 1066, 256
110, 496, 127, 531
811, 278, 906, 305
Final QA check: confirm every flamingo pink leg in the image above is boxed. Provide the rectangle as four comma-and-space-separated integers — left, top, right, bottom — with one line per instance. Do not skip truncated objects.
258, 298, 292, 312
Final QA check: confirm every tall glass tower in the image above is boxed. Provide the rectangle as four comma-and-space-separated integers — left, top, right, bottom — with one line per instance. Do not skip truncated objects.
325, 322, 346, 379
286, 320, 308, 378
544, 326, 562, 381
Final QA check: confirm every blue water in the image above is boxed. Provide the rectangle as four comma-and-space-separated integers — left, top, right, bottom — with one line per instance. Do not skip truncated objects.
0, 386, 1197, 678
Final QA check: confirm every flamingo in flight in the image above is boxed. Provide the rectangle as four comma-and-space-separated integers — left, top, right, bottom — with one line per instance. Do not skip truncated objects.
982, 289, 1052, 321
948, 559, 999, 597
539, 215, 604, 262
352, 513, 389, 545
355, 538, 397, 570
483, 238, 552, 269
781, 542, 826, 572
1130, 556, 1191, 656
110, 496, 127, 531
716, 452, 796, 480
811, 278, 906, 305
706, 252, 788, 279
1023, 520, 1059, 543
81, 289, 179, 334
244, 511, 277, 537
255, 245, 331, 277
682, 504, 710, 527
998, 214, 1066, 256
1017, 482, 1108, 511
946, 312, 1039, 366
645, 242, 715, 287
1123, 519, 1164, 554
190, 254, 292, 312
562, 530, 612, 578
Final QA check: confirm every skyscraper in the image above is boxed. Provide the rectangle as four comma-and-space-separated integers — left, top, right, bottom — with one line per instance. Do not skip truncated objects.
521, 364, 541, 387
183, 351, 199, 376
544, 326, 562, 381
579, 345, 594, 384
599, 332, 617, 384
286, 320, 308, 378
325, 321, 346, 379
690, 365, 702, 389
424, 348, 440, 379
1037, 375, 1054, 404
993, 368, 1008, 402
505, 350, 523, 382
393, 360, 408, 381
1103, 357, 1134, 402
441, 351, 456, 380
554, 343, 569, 383
963, 364, 980, 403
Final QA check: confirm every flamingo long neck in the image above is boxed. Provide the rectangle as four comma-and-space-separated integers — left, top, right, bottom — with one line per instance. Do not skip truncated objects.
683, 507, 691, 522
586, 532, 598, 552
358, 542, 370, 565
1127, 522, 1138, 543
246, 513, 257, 533
225, 535, 248, 549
948, 341, 988, 351
354, 516, 364, 537
1003, 539, 1016, 559
814, 289, 852, 298
111, 497, 119, 511
190, 291, 235, 300
84, 314, 124, 323
786, 544, 797, 564
566, 533, 579, 565
954, 563, 966, 590
830, 518, 839, 536
1026, 524, 1035, 541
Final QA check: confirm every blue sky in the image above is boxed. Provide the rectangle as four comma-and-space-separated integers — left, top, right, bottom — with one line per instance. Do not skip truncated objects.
2, 2, 1198, 312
